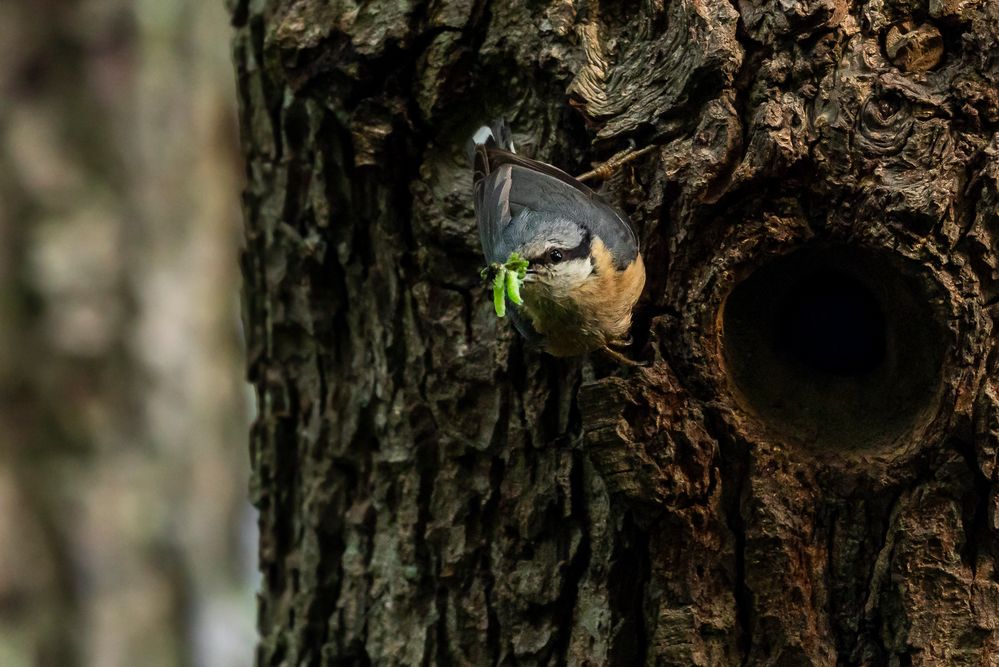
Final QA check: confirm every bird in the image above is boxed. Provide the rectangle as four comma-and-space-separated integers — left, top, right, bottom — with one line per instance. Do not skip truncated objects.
469, 119, 646, 360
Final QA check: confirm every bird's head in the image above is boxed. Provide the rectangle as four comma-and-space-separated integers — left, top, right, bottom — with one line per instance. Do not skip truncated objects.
494, 212, 596, 305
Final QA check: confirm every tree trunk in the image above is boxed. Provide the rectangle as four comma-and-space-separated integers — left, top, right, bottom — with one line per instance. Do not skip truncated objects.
232, 0, 999, 664
0, 2, 251, 665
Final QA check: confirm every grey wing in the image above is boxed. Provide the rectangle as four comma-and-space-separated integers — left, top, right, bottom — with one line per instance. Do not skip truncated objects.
475, 151, 639, 268
474, 163, 514, 264
476, 167, 582, 266
472, 166, 545, 346
505, 164, 639, 269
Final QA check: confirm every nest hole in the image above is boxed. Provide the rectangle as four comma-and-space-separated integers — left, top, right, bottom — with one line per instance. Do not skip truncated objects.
721, 246, 946, 452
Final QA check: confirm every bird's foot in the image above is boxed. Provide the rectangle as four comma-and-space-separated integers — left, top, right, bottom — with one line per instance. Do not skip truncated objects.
576, 143, 658, 183
606, 335, 633, 349
599, 344, 648, 367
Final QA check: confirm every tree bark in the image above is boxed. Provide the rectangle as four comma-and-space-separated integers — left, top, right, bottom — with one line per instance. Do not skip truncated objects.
232, 0, 999, 664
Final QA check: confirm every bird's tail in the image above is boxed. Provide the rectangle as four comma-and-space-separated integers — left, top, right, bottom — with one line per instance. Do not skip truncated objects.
468, 119, 515, 186
470, 119, 515, 154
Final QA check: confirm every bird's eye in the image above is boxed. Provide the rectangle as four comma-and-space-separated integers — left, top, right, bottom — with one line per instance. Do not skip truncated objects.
548, 249, 563, 263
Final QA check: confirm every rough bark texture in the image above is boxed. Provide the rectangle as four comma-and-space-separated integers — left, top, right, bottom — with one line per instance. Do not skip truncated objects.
232, 0, 999, 664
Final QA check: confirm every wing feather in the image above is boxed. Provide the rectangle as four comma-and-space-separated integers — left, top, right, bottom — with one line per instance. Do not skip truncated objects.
496, 151, 639, 269
474, 146, 639, 269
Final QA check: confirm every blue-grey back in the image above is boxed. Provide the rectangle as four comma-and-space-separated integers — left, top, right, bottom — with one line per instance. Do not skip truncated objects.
475, 158, 638, 269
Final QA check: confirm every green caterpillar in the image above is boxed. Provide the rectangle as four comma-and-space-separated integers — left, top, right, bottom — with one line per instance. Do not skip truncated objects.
483, 253, 528, 318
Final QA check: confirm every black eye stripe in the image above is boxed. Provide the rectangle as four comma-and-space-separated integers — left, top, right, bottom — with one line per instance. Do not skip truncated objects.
535, 230, 591, 265
559, 238, 592, 262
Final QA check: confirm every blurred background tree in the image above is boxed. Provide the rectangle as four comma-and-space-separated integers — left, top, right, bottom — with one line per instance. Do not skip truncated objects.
0, 1, 254, 665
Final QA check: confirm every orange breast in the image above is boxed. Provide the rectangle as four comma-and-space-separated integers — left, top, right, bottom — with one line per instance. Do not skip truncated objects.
523, 239, 646, 357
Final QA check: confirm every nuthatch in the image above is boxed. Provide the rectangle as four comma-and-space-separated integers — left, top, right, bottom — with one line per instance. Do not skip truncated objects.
470, 120, 646, 358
